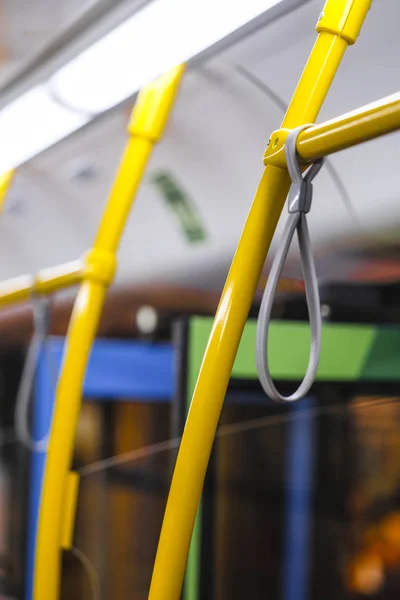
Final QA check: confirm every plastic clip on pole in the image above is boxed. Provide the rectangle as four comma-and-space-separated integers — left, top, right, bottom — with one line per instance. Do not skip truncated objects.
256, 124, 324, 403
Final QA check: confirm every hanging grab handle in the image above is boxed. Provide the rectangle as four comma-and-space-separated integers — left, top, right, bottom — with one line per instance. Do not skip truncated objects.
256, 125, 324, 403
15, 294, 53, 451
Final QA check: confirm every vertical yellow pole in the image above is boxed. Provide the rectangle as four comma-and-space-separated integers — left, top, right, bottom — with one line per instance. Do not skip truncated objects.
149, 2, 372, 599
0, 170, 14, 214
33, 64, 185, 600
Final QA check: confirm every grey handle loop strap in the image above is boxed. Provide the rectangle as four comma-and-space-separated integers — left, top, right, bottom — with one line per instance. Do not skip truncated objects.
15, 295, 52, 451
256, 125, 324, 403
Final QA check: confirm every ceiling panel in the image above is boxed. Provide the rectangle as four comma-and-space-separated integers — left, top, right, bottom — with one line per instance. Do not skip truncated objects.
0, 0, 399, 291
0, 0, 101, 83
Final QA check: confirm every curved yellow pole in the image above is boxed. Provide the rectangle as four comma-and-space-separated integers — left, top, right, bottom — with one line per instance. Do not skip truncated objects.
33, 64, 185, 600
149, 2, 372, 598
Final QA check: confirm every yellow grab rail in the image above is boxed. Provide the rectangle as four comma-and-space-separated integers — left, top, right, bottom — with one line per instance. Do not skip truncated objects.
265, 91, 400, 167
33, 64, 185, 600
0, 260, 83, 307
149, 1, 372, 598
0, 171, 83, 307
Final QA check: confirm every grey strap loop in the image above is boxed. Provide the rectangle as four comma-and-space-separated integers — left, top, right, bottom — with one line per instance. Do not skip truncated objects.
15, 295, 52, 451
256, 125, 323, 403
285, 125, 324, 189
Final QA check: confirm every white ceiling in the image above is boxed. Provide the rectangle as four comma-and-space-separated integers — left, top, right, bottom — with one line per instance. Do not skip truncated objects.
0, 0, 97, 83
1, 0, 400, 291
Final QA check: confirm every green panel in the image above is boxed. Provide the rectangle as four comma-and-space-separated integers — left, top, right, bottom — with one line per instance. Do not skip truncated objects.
183, 321, 205, 600
189, 316, 381, 382
184, 509, 202, 600
317, 325, 376, 380
362, 328, 400, 380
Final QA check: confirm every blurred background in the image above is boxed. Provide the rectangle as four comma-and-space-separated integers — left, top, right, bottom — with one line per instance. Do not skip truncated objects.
0, 0, 400, 598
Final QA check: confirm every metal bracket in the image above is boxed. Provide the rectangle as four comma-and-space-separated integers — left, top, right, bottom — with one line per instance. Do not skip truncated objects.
316, 0, 373, 45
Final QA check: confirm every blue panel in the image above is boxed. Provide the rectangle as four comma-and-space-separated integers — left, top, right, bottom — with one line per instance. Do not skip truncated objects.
282, 397, 315, 600
26, 337, 175, 600
45, 336, 175, 399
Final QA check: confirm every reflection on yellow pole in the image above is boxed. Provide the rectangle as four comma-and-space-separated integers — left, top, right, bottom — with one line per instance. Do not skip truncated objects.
149, 2, 372, 598
0, 170, 14, 214
33, 64, 185, 600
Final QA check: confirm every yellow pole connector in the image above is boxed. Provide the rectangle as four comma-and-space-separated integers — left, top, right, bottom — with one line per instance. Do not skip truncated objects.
316, 0, 372, 45
33, 64, 185, 600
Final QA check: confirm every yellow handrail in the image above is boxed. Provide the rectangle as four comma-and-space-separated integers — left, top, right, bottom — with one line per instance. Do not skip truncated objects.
33, 64, 185, 600
148, 1, 372, 598
264, 91, 400, 167
0, 260, 83, 307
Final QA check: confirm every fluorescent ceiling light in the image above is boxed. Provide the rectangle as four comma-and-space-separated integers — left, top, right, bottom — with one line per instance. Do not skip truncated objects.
0, 0, 283, 173
50, 0, 283, 114
0, 86, 88, 175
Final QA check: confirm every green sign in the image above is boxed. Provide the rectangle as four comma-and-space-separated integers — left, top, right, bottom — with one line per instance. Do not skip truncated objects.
150, 171, 208, 244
